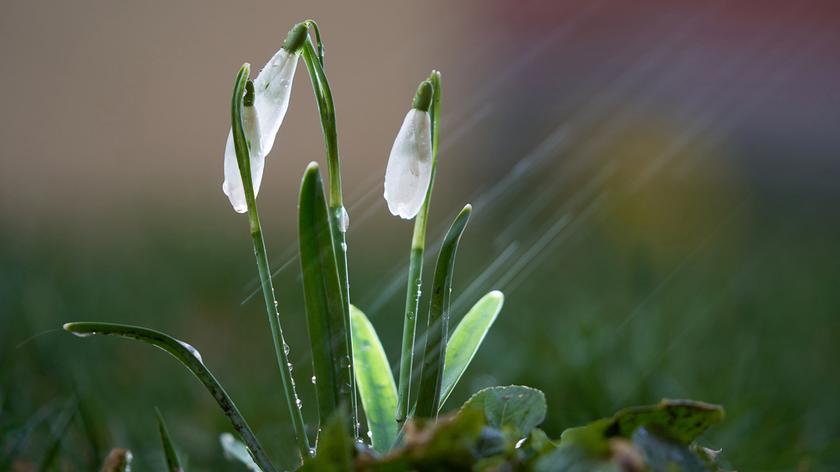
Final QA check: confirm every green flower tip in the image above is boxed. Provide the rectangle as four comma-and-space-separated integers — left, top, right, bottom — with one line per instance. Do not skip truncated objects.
412, 80, 433, 112
244, 80, 255, 107
282, 22, 309, 53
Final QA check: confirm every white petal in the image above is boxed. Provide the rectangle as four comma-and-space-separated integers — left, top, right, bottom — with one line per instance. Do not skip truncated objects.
384, 109, 433, 219
222, 106, 264, 213
253, 48, 298, 155
222, 48, 297, 213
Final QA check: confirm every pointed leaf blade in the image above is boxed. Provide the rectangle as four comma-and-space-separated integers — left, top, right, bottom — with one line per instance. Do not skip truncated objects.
439, 290, 504, 409
350, 305, 398, 453
414, 204, 472, 418
155, 408, 184, 472
298, 162, 352, 429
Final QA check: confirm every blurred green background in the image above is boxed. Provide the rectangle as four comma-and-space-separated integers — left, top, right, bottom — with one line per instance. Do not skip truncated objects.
2, 0, 839, 470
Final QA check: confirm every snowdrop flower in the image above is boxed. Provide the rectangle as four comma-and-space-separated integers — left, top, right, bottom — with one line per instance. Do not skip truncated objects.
223, 23, 308, 213
384, 80, 434, 219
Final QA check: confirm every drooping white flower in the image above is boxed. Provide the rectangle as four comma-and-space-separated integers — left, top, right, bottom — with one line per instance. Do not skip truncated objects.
384, 81, 433, 219
223, 23, 307, 213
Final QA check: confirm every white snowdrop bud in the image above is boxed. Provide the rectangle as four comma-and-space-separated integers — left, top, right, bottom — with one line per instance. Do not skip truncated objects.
384, 80, 433, 219
222, 23, 306, 213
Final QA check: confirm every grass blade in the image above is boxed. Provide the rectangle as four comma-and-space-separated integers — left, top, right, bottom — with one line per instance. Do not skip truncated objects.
439, 290, 504, 410
63, 322, 277, 472
155, 408, 183, 472
350, 305, 398, 453
414, 204, 472, 418
299, 162, 353, 433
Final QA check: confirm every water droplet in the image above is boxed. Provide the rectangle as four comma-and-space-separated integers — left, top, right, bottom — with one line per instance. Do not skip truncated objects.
340, 242, 347, 252
342, 355, 352, 369
366, 430, 373, 439
296, 398, 303, 408
311, 375, 317, 384
283, 343, 290, 355
287, 362, 294, 372
177, 340, 203, 363
308, 447, 316, 456
337, 206, 350, 232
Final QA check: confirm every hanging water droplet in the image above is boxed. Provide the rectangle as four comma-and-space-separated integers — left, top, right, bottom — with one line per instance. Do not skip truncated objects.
177, 340, 203, 363
366, 430, 373, 439
337, 206, 350, 232
287, 361, 294, 371
283, 343, 290, 355
340, 242, 347, 252
308, 447, 316, 456
311, 375, 317, 384
296, 398, 302, 408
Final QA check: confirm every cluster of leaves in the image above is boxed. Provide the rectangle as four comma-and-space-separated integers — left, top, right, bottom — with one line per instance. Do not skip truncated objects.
300, 388, 730, 472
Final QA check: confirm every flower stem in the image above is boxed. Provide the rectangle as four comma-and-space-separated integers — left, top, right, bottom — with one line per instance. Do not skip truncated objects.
396, 71, 442, 422
230, 64, 311, 460
300, 26, 358, 438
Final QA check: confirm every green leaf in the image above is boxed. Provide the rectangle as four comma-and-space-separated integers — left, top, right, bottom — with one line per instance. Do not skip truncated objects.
414, 204, 472, 418
155, 408, 183, 472
63, 322, 277, 472
610, 399, 725, 444
461, 385, 547, 439
299, 162, 353, 431
439, 290, 504, 409
299, 409, 353, 472
350, 305, 398, 453
631, 427, 708, 472
220, 433, 262, 472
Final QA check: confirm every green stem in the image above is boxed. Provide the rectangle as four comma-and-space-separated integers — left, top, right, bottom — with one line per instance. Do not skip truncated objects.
300, 28, 358, 437
396, 71, 442, 422
231, 64, 311, 459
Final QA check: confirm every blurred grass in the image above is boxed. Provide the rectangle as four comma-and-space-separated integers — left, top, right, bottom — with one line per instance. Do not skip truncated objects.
3, 189, 839, 469
2, 115, 840, 470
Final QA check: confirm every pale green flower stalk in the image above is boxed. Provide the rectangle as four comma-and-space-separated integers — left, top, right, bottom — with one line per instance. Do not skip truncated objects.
229, 57, 311, 459
394, 71, 442, 422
